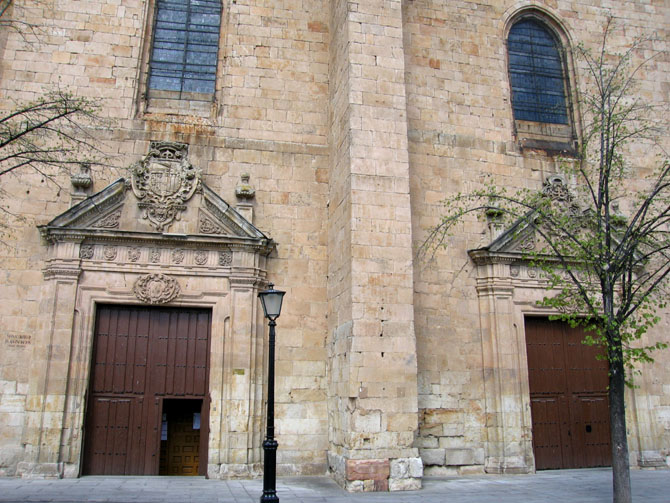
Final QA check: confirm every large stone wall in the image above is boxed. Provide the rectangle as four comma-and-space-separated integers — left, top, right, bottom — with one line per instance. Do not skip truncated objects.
0, 0, 668, 487
0, 0, 330, 478
405, 0, 670, 474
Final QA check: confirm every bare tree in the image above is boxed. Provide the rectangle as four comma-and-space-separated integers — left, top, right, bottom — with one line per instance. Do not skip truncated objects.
0, 87, 103, 179
0, 1, 107, 238
421, 19, 668, 503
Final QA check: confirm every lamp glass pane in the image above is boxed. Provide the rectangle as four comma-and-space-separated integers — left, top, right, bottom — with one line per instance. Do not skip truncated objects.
262, 291, 284, 318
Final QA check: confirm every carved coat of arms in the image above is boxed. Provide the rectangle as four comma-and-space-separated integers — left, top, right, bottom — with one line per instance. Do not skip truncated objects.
133, 273, 181, 304
131, 142, 200, 231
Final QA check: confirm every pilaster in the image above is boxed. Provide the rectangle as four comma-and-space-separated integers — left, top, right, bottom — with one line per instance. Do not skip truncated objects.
327, 0, 421, 491
18, 241, 82, 479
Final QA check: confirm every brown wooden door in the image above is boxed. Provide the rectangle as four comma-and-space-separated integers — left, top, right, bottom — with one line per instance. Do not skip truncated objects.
525, 317, 611, 470
83, 306, 211, 475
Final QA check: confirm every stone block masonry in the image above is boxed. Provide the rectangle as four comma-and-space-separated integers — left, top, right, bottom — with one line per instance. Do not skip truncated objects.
0, 0, 668, 491
327, 0, 422, 491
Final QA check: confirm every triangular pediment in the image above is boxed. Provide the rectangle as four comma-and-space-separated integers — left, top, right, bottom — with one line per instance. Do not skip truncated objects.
468, 215, 538, 265
41, 141, 273, 255
468, 175, 634, 267
39, 177, 272, 253
468, 175, 572, 264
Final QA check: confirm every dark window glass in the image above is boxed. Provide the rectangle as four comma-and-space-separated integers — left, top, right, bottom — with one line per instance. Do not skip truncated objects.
508, 19, 568, 124
148, 0, 221, 96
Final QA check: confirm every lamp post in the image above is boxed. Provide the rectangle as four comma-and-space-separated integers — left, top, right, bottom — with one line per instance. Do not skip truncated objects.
258, 283, 285, 503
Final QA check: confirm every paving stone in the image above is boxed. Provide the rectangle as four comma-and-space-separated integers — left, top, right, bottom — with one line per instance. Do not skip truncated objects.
0, 470, 666, 503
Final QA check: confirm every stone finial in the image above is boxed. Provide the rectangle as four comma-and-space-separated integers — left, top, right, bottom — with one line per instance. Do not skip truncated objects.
235, 173, 255, 200
485, 207, 505, 242
235, 173, 255, 223
70, 162, 93, 207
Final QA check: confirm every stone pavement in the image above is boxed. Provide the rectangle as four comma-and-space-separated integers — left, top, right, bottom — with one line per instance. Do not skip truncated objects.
0, 468, 667, 503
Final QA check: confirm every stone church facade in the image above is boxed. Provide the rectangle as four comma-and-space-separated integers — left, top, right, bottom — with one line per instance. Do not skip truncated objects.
0, 0, 668, 491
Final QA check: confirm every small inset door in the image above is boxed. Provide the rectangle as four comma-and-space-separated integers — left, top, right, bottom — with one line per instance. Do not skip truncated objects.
160, 399, 204, 476
525, 317, 611, 470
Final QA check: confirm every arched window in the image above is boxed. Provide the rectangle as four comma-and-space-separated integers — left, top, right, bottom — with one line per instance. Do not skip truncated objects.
508, 18, 568, 124
148, 0, 222, 98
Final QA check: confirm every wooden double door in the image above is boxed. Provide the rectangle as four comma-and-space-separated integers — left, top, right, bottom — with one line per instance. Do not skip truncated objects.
83, 305, 211, 476
526, 318, 611, 470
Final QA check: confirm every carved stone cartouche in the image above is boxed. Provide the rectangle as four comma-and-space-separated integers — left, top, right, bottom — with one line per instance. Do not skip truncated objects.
130, 142, 201, 232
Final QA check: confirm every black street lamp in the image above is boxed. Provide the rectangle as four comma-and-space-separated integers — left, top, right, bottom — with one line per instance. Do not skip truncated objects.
258, 283, 285, 503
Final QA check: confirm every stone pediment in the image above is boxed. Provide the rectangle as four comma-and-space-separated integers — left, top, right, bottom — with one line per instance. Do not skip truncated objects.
468, 175, 577, 265
39, 178, 272, 254
39, 178, 274, 260
40, 141, 272, 254
39, 140, 271, 254
467, 175, 633, 272
469, 214, 537, 265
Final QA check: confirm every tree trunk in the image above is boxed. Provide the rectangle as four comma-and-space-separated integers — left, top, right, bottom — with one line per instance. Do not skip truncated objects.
609, 352, 631, 503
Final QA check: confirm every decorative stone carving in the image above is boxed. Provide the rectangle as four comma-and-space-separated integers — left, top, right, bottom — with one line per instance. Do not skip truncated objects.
219, 250, 232, 266
171, 249, 185, 264
133, 273, 181, 304
516, 232, 535, 251
71, 162, 93, 205
542, 175, 571, 202
131, 141, 200, 231
80, 245, 94, 259
94, 210, 121, 229
103, 246, 117, 261
510, 265, 520, 277
200, 214, 224, 235
128, 247, 141, 262
149, 248, 161, 263
194, 250, 208, 265
527, 267, 538, 278
235, 173, 256, 200
542, 174, 581, 216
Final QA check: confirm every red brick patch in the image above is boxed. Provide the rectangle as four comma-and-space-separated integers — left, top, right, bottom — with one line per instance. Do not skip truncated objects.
345, 459, 390, 481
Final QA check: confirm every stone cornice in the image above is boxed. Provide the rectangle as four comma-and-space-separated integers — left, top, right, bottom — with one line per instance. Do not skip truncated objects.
468, 248, 569, 267
474, 280, 514, 296
229, 275, 265, 288
39, 228, 274, 254
468, 249, 522, 266
43, 268, 82, 280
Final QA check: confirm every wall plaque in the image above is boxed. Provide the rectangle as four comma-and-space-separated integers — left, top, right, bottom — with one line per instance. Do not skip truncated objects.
5, 334, 32, 348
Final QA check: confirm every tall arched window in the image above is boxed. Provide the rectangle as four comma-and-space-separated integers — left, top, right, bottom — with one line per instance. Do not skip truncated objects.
148, 0, 222, 98
508, 18, 568, 124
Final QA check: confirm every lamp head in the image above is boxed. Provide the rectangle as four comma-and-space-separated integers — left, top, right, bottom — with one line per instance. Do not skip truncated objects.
258, 283, 285, 321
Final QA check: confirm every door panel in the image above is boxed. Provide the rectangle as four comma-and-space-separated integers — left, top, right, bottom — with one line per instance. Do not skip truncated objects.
83, 397, 136, 475
84, 306, 211, 475
526, 318, 611, 470
528, 395, 564, 469
573, 395, 611, 468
